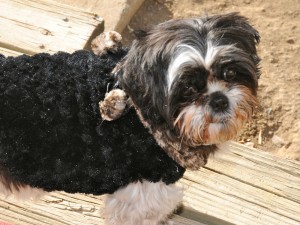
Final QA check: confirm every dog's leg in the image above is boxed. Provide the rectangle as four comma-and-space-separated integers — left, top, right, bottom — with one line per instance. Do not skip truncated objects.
0, 169, 45, 200
104, 180, 183, 225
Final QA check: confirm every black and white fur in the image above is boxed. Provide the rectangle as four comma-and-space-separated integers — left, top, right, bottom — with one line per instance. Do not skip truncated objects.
111, 13, 260, 168
0, 13, 260, 225
104, 13, 260, 224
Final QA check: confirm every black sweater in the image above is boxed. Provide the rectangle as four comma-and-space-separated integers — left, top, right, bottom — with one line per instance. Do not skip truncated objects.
0, 50, 185, 195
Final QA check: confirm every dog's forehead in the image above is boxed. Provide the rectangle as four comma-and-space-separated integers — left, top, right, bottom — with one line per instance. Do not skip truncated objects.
166, 43, 235, 88
145, 15, 259, 89
145, 13, 258, 52
123, 13, 259, 92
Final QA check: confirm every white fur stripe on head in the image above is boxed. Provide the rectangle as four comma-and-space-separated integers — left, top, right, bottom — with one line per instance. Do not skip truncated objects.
167, 42, 235, 90
207, 81, 227, 94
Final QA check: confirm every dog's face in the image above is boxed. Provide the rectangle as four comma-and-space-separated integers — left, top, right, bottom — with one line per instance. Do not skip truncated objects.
119, 13, 260, 148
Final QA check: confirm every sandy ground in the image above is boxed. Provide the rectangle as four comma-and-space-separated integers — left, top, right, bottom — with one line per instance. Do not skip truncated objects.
122, 0, 300, 160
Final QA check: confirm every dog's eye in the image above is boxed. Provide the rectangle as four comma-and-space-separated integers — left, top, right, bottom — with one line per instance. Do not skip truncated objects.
185, 86, 197, 94
223, 68, 236, 81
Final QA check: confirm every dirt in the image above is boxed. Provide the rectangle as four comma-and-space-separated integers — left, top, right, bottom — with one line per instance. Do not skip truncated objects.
122, 0, 300, 160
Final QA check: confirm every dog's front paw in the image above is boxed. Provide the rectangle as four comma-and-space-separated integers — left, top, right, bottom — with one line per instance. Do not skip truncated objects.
91, 31, 122, 55
99, 89, 128, 121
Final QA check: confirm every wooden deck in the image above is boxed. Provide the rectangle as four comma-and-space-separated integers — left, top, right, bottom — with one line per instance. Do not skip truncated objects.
0, 0, 104, 55
1, 0, 300, 224
0, 142, 299, 225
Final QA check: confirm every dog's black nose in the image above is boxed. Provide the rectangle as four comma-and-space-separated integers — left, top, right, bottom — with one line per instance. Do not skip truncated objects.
209, 92, 229, 112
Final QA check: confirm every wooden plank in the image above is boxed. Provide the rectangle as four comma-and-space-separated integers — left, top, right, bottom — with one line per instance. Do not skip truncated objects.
0, 0, 104, 55
0, 193, 104, 225
172, 215, 207, 225
0, 47, 22, 57
179, 142, 300, 225
1, 142, 299, 224
0, 193, 205, 225
53, 0, 145, 32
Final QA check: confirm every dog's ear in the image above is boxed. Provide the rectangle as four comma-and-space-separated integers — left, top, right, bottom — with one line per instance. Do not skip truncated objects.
207, 13, 261, 78
133, 30, 148, 39
207, 13, 260, 52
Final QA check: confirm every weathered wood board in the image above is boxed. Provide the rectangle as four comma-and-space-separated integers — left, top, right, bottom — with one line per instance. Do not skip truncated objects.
0, 193, 205, 225
0, 142, 299, 225
0, 0, 104, 55
0, 47, 22, 57
180, 142, 300, 225
53, 0, 145, 32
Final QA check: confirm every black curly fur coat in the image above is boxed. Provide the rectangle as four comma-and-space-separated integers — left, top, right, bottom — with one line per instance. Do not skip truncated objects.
0, 50, 185, 195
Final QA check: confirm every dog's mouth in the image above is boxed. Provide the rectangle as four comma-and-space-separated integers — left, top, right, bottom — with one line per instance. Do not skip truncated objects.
210, 112, 232, 123
174, 104, 252, 146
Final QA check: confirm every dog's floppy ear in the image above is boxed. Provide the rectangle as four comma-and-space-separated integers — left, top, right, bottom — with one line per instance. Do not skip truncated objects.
133, 30, 148, 39
207, 13, 261, 78
206, 13, 260, 52
208, 12, 260, 45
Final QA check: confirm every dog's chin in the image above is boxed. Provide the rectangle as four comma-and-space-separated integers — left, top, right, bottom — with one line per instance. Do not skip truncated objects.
175, 109, 248, 147
206, 119, 243, 145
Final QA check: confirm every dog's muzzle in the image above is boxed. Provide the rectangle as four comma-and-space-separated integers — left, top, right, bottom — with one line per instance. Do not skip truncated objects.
209, 92, 229, 113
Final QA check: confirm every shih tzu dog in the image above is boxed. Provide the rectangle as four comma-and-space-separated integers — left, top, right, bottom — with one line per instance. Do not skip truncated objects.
0, 13, 260, 225
102, 12, 260, 224
109, 13, 260, 168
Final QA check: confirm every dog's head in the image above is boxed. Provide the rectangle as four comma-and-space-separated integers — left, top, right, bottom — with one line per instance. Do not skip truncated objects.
119, 13, 260, 150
